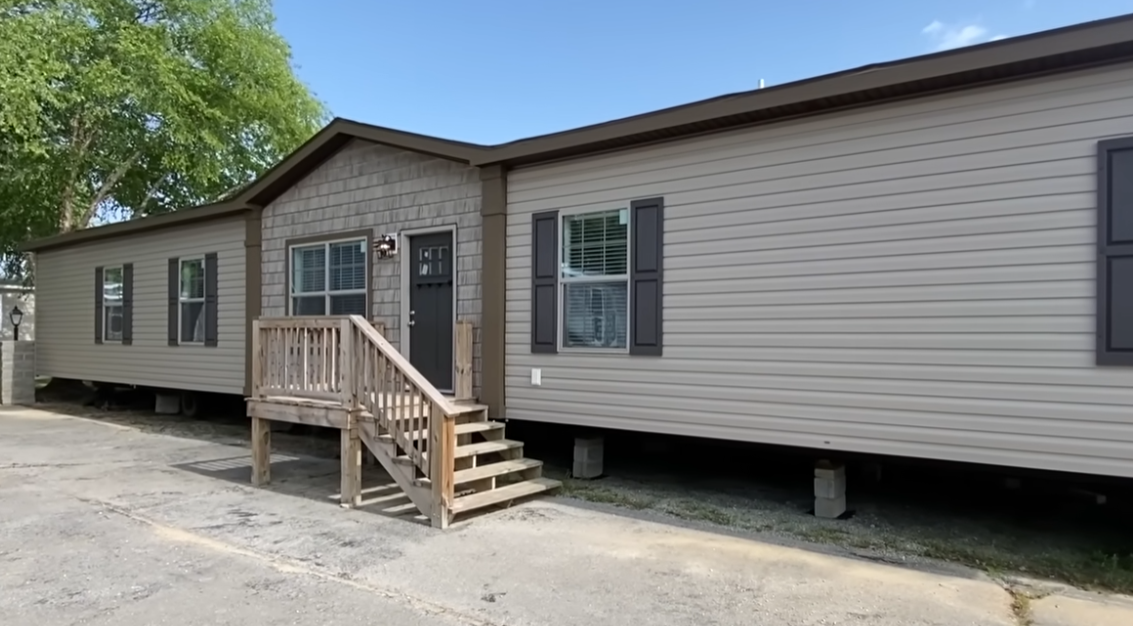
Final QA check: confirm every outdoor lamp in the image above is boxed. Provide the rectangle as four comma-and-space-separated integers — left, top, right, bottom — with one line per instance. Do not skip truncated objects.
9, 305, 23, 341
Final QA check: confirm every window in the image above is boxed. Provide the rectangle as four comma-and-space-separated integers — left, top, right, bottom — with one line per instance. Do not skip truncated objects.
290, 238, 368, 316
561, 210, 629, 349
102, 266, 124, 341
531, 197, 663, 356
179, 257, 206, 343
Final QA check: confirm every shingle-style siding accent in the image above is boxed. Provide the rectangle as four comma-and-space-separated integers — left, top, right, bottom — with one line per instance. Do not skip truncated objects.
35, 216, 246, 394
261, 139, 483, 395
505, 62, 1133, 478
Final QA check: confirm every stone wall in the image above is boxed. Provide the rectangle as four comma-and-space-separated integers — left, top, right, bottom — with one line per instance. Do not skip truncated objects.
0, 341, 36, 405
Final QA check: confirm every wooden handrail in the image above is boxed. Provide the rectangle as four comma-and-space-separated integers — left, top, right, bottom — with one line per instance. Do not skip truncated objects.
252, 314, 468, 524
347, 316, 462, 415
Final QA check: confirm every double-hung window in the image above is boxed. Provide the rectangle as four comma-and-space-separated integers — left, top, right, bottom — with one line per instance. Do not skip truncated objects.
179, 257, 206, 343
102, 266, 124, 342
531, 197, 663, 356
290, 238, 368, 316
561, 209, 629, 350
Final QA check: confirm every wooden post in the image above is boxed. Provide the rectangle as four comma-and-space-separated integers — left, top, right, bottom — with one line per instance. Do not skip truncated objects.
429, 404, 455, 529
251, 320, 263, 399
454, 320, 473, 402
340, 411, 362, 508
251, 416, 271, 486
339, 318, 356, 409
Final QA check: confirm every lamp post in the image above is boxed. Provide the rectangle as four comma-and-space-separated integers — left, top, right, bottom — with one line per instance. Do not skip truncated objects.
9, 305, 23, 341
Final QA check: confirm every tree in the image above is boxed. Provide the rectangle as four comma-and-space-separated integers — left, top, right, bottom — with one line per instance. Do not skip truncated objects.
0, 0, 327, 278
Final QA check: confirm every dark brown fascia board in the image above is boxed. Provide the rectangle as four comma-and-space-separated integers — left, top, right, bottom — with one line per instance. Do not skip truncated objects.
237, 118, 491, 207
20, 201, 249, 253
470, 12, 1133, 166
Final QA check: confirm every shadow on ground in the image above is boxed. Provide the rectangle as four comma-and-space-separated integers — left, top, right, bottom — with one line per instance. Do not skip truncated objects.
169, 452, 430, 524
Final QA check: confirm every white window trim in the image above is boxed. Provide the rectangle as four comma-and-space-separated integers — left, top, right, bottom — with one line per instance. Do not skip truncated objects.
102, 265, 124, 343
179, 255, 206, 345
288, 236, 368, 316
557, 207, 631, 354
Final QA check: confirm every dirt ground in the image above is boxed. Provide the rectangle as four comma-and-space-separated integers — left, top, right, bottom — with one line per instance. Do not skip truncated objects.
3, 404, 1133, 625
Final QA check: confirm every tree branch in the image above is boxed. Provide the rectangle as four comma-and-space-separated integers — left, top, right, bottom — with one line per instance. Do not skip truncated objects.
59, 113, 96, 232
140, 172, 169, 214
79, 150, 141, 228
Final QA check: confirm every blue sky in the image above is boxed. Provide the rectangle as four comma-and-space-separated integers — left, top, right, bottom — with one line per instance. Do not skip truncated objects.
272, 0, 1133, 144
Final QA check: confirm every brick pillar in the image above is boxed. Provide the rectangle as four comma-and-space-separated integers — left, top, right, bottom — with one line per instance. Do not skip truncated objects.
0, 341, 36, 405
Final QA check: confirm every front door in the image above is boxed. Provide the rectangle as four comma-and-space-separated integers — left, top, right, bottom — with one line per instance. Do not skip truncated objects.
408, 232, 454, 391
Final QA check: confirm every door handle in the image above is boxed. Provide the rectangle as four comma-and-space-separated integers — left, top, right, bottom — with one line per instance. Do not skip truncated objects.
408, 310, 415, 326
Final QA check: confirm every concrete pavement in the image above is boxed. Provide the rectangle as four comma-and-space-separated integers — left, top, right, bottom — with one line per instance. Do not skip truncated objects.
1, 406, 1129, 626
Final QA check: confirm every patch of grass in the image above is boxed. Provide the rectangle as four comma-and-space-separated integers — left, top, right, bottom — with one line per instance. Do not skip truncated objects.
558, 479, 657, 510
1008, 590, 1034, 626
552, 474, 1133, 595
793, 525, 852, 544
662, 498, 737, 526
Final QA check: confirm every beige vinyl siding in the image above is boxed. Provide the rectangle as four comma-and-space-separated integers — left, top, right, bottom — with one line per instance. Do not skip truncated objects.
504, 62, 1133, 478
35, 216, 247, 395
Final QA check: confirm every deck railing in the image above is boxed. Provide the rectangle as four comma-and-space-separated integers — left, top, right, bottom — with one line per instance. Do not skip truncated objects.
251, 315, 476, 525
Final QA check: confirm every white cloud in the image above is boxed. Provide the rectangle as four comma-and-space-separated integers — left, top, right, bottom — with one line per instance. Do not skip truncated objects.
921, 19, 1007, 51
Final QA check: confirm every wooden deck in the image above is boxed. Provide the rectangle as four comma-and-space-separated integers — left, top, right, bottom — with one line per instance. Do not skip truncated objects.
246, 315, 559, 528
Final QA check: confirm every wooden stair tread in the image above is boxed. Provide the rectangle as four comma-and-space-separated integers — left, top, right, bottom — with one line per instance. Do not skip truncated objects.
455, 439, 522, 458
393, 438, 521, 466
380, 421, 504, 442
453, 458, 542, 484
452, 477, 561, 513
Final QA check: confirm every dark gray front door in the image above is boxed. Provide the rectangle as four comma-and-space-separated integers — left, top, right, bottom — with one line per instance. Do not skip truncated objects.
409, 232, 454, 391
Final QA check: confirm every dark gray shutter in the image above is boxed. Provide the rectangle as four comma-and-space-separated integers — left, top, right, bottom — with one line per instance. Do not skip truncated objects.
121, 263, 134, 345
94, 267, 104, 344
204, 252, 219, 347
630, 197, 664, 356
531, 211, 559, 353
1097, 137, 1133, 365
168, 258, 179, 346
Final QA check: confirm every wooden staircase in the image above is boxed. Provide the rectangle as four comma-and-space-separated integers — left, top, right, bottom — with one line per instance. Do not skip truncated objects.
246, 315, 559, 528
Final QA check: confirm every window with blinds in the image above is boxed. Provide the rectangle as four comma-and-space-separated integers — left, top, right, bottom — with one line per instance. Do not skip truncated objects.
290, 239, 368, 316
561, 209, 629, 349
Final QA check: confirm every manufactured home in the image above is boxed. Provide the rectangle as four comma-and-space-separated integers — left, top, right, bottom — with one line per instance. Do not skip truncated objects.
21, 15, 1133, 524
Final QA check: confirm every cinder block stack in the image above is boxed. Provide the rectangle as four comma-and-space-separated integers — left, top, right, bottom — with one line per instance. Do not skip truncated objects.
0, 341, 36, 406
573, 436, 604, 479
814, 460, 847, 519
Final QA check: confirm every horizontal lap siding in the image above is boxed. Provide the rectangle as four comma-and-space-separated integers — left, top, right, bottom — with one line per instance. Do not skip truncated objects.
504, 62, 1133, 478
35, 217, 247, 394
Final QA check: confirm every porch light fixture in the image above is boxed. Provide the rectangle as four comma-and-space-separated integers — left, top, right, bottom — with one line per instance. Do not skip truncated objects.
8, 305, 23, 341
374, 234, 398, 259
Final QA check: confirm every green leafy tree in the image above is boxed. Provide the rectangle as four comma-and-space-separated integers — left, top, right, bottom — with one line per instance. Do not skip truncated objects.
0, 0, 327, 278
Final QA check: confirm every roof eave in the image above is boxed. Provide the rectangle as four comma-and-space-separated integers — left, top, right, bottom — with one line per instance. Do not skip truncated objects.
470, 13, 1133, 167
237, 118, 490, 207
20, 202, 248, 253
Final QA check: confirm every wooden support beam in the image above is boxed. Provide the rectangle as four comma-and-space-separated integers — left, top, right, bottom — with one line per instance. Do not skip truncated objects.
340, 412, 362, 508
454, 320, 474, 402
247, 399, 348, 429
429, 404, 456, 529
251, 416, 271, 486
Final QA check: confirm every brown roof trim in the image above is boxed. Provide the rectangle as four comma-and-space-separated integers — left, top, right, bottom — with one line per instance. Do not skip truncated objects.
21, 201, 248, 253
237, 118, 490, 207
472, 12, 1133, 166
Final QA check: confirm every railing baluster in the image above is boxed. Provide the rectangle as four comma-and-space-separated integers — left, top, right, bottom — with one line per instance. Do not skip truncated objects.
251, 316, 465, 525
